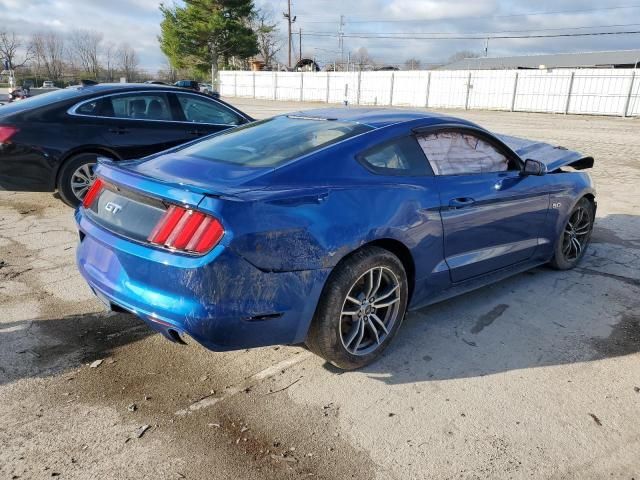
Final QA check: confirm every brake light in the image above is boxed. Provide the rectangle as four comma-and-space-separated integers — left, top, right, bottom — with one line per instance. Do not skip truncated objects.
0, 125, 19, 144
82, 178, 105, 208
148, 205, 224, 254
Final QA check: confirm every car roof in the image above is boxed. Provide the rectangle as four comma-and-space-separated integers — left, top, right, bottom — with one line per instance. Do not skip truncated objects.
64, 83, 195, 94
287, 107, 479, 129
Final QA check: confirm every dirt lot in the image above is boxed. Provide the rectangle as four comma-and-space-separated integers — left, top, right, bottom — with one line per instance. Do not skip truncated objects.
1, 100, 639, 480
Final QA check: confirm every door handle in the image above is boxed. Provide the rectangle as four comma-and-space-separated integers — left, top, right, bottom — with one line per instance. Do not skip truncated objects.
449, 197, 476, 208
108, 128, 129, 135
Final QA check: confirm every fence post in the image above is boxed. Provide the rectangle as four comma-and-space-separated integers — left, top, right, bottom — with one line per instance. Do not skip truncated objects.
425, 71, 431, 108
273, 71, 278, 100
510, 72, 519, 112
464, 71, 472, 110
252, 71, 256, 99
356, 69, 362, 105
326, 72, 330, 103
233, 72, 237, 97
564, 71, 575, 114
623, 70, 636, 117
300, 72, 304, 102
389, 72, 395, 106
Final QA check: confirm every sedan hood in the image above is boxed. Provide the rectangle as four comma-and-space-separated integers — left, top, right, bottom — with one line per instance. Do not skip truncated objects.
498, 134, 594, 172
120, 153, 269, 195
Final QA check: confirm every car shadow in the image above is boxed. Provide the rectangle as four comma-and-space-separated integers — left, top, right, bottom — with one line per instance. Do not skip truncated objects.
333, 214, 640, 384
0, 311, 152, 387
2, 215, 639, 389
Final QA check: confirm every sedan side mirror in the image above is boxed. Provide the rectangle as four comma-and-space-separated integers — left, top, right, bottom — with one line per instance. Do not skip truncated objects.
521, 159, 547, 176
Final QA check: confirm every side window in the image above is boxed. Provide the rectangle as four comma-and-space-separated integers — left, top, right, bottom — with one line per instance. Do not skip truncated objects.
417, 131, 512, 175
176, 94, 241, 125
76, 100, 99, 115
360, 136, 431, 176
103, 93, 173, 121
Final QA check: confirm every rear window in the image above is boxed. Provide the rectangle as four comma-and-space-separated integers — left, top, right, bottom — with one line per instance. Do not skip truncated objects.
176, 115, 372, 167
0, 88, 85, 115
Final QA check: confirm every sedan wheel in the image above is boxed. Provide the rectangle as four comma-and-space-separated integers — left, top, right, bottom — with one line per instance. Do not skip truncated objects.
57, 153, 106, 208
70, 162, 97, 202
306, 246, 408, 370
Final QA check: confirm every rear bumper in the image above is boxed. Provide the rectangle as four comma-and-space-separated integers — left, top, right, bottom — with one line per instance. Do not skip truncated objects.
75, 209, 329, 351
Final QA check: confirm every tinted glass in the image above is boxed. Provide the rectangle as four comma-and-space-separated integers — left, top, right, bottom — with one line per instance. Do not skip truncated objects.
0, 87, 85, 115
176, 94, 241, 125
76, 99, 99, 115
178, 116, 372, 167
103, 93, 172, 120
361, 136, 431, 175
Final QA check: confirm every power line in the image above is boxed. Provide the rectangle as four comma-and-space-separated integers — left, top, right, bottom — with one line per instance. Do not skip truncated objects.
301, 30, 640, 41
301, 23, 640, 37
297, 5, 640, 24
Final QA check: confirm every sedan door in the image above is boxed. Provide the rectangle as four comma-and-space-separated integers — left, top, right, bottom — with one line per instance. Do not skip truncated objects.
87, 92, 202, 159
173, 92, 245, 137
416, 128, 550, 283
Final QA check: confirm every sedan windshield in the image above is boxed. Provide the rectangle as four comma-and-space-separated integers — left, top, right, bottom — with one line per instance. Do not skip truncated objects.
177, 115, 373, 167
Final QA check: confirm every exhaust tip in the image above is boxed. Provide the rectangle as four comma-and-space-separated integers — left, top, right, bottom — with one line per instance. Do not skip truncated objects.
167, 328, 188, 345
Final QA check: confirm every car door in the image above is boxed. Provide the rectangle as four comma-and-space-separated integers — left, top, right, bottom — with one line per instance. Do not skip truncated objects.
416, 127, 550, 282
173, 92, 244, 137
92, 91, 201, 159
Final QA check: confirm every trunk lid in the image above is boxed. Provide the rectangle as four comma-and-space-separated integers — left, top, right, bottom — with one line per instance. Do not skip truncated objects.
86, 153, 266, 250
120, 152, 270, 195
498, 134, 594, 172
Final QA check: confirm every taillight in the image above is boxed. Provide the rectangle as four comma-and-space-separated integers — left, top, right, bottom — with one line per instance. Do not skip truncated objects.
148, 205, 224, 254
82, 178, 105, 208
0, 125, 19, 144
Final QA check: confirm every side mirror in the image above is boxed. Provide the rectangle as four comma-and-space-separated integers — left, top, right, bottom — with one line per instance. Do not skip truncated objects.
521, 159, 547, 176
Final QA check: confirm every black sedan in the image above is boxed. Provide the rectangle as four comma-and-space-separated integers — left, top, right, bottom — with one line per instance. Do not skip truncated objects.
0, 83, 252, 206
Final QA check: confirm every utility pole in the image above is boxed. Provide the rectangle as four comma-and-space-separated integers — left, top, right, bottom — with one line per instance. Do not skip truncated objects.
299, 28, 302, 63
484, 37, 490, 57
339, 15, 345, 70
283, 0, 296, 69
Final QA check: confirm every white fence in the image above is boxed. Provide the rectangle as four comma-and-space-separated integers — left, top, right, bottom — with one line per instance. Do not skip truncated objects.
220, 68, 640, 117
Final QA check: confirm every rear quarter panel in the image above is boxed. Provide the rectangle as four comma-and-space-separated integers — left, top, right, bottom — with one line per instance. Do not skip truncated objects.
199, 121, 446, 305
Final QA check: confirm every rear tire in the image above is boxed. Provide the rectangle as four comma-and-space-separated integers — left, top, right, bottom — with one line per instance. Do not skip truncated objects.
550, 197, 594, 270
57, 153, 102, 207
306, 246, 409, 370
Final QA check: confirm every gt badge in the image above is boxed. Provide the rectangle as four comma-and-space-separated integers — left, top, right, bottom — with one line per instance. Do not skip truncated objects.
104, 201, 123, 214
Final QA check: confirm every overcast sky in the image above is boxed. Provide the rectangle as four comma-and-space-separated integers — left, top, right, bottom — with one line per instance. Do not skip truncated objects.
1, 0, 639, 70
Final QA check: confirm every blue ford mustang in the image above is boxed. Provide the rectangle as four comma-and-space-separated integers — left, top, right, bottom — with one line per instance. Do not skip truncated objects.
75, 109, 596, 369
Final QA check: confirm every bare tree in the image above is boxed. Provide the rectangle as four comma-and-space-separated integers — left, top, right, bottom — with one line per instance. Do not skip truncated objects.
404, 58, 421, 70
250, 7, 282, 68
0, 31, 33, 70
448, 50, 481, 63
102, 42, 117, 82
351, 47, 375, 70
32, 32, 65, 81
70, 30, 103, 79
116, 43, 139, 82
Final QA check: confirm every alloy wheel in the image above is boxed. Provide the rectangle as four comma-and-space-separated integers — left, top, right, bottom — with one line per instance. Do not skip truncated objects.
339, 266, 402, 356
562, 206, 591, 261
70, 162, 97, 201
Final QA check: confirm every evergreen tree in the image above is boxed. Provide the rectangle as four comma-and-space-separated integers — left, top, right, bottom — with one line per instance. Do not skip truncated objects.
159, 0, 258, 86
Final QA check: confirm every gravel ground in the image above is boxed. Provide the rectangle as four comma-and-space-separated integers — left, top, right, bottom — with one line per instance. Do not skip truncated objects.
1, 99, 639, 480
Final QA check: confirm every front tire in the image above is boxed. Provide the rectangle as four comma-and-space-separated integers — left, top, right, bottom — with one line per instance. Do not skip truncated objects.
57, 153, 101, 207
306, 246, 409, 370
550, 197, 594, 270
